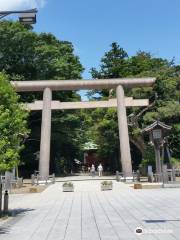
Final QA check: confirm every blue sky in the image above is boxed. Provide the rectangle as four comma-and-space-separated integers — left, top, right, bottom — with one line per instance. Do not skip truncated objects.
1, 0, 180, 79
32, 0, 180, 79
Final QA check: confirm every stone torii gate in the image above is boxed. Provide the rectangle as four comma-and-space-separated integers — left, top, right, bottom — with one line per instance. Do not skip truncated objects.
11, 78, 155, 178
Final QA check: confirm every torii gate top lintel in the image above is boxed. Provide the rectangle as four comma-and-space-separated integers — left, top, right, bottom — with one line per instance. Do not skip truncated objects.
11, 77, 156, 92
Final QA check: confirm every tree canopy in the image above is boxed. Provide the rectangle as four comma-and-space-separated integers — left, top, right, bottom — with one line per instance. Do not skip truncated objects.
0, 21, 83, 81
0, 73, 29, 172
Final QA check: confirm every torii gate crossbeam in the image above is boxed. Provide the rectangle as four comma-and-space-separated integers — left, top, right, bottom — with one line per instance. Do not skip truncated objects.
26, 98, 149, 110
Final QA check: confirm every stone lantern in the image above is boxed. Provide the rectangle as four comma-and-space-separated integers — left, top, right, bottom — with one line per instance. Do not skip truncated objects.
143, 120, 172, 175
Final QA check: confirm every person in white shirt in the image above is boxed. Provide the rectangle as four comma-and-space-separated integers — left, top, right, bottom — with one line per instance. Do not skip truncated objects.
97, 164, 103, 177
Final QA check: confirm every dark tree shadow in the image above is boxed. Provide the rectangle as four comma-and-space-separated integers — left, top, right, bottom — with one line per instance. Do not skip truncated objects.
144, 219, 180, 223
8, 208, 35, 217
0, 227, 9, 234
0, 208, 35, 235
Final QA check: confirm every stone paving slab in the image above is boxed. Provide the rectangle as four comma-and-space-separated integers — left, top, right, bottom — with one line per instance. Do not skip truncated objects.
0, 179, 180, 240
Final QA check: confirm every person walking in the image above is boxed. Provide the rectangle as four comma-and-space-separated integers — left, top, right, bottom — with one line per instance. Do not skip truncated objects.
91, 164, 95, 177
97, 164, 103, 177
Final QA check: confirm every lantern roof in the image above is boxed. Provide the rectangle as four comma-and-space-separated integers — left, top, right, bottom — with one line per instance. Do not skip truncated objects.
143, 120, 172, 133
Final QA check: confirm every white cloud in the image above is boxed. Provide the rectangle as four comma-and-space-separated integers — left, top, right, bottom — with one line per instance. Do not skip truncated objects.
0, 0, 46, 11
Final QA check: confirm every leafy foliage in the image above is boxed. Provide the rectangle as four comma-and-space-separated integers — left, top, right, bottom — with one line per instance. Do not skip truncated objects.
0, 21, 83, 81
62, 182, 74, 187
0, 73, 29, 172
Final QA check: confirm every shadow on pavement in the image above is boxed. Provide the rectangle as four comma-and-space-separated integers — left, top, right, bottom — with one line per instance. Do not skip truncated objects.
9, 208, 35, 217
0, 227, 9, 234
144, 219, 180, 223
0, 208, 35, 235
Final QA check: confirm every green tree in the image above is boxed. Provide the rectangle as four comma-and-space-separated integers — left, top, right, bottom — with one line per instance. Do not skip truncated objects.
87, 43, 180, 170
0, 21, 84, 176
91, 42, 128, 79
0, 73, 29, 172
0, 21, 83, 81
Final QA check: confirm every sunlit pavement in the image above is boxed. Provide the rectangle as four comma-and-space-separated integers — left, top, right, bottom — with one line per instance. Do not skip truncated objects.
0, 177, 180, 240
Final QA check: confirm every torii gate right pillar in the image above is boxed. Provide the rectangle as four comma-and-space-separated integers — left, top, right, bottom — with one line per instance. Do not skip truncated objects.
116, 85, 133, 177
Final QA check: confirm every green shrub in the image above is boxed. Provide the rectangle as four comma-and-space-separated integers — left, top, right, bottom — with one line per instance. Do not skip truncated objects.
63, 182, 74, 187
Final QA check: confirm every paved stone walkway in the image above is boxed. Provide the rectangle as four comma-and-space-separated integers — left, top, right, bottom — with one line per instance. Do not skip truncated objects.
0, 179, 180, 240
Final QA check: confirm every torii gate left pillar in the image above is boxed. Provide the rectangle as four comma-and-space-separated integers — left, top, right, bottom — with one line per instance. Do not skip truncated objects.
39, 88, 52, 177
